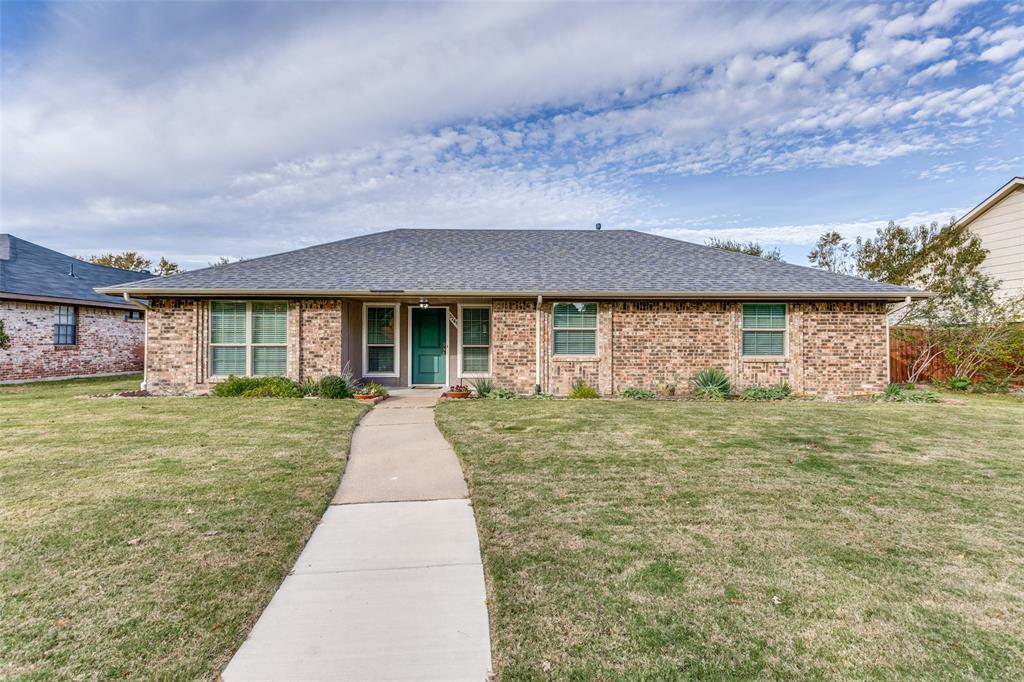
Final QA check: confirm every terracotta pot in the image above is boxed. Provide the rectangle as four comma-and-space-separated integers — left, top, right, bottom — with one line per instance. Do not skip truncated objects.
446, 391, 471, 399
354, 393, 375, 400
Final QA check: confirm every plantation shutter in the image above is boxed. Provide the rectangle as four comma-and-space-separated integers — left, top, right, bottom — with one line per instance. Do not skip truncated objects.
461, 307, 491, 374
211, 301, 246, 344
251, 302, 287, 344
742, 304, 786, 356
553, 302, 597, 355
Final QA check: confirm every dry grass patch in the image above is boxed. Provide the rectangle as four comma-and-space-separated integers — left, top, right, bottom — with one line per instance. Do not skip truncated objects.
437, 395, 1024, 680
1, 375, 367, 680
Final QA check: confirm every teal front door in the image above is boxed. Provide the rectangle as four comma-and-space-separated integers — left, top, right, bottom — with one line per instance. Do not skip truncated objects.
412, 307, 447, 385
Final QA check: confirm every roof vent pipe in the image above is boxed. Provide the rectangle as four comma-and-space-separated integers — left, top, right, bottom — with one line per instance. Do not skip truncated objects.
68, 262, 76, 277
595, 223, 602, 230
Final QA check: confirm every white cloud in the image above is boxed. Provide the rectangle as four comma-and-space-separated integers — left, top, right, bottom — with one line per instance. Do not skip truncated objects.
0, 0, 1018, 265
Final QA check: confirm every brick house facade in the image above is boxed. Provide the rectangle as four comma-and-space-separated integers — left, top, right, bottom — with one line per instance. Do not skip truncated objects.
0, 299, 144, 383
1, 234, 151, 384
98, 230, 923, 397
141, 296, 888, 397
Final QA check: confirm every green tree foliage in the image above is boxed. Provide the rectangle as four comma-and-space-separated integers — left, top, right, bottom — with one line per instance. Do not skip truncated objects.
153, 257, 182, 276
0, 320, 11, 350
813, 218, 1021, 387
88, 251, 152, 271
706, 238, 783, 261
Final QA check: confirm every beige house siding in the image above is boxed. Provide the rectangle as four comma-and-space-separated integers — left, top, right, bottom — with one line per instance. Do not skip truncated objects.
965, 183, 1024, 300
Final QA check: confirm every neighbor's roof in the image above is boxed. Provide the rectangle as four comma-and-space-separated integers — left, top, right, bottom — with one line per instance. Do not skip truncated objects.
1, 234, 151, 309
956, 176, 1024, 229
98, 229, 928, 300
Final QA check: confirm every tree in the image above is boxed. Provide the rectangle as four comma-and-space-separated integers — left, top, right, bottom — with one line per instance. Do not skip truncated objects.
209, 256, 245, 267
153, 257, 182, 277
808, 230, 854, 274
705, 238, 783, 261
88, 251, 152, 271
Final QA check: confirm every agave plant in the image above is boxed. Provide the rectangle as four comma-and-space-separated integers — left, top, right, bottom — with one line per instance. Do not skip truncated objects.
692, 368, 731, 400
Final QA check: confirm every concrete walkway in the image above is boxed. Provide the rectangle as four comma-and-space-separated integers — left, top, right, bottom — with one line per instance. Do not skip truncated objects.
222, 389, 492, 682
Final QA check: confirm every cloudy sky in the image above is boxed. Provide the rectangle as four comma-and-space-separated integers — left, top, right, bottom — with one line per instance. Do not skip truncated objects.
2, 0, 1022, 269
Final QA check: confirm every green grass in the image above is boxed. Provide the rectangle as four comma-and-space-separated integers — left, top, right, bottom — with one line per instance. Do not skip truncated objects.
0, 375, 367, 680
436, 394, 1024, 680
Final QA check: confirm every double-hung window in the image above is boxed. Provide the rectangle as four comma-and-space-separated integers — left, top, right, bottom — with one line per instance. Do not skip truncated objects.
742, 303, 786, 356
364, 304, 397, 375
460, 306, 490, 376
552, 302, 597, 356
210, 301, 288, 376
54, 305, 77, 345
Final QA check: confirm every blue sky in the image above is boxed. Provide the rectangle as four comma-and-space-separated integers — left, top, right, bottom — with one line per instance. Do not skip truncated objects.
2, 0, 1022, 269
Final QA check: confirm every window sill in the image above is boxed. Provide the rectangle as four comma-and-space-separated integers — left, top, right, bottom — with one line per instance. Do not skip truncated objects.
364, 372, 399, 378
53, 344, 78, 350
741, 356, 789, 363
459, 372, 491, 379
552, 355, 599, 362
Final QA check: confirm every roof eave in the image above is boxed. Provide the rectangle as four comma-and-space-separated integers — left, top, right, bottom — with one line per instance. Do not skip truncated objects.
2, 290, 144, 309
96, 286, 931, 301
956, 176, 1024, 228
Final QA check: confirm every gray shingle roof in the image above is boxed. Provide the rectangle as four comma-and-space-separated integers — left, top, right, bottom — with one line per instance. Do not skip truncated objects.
1, 234, 152, 308
99, 229, 926, 299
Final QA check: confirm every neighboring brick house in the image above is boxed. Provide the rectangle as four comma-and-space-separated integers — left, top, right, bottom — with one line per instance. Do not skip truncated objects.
97, 229, 927, 397
0, 234, 151, 383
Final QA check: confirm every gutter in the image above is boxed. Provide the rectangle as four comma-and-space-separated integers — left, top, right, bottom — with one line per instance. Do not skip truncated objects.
123, 293, 150, 391
95, 287, 934, 301
535, 295, 543, 395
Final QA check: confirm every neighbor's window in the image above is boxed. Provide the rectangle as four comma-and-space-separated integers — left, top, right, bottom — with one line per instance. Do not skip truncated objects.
553, 302, 597, 355
210, 301, 287, 376
54, 305, 77, 345
461, 306, 490, 375
365, 305, 397, 375
125, 310, 144, 321
742, 303, 786, 356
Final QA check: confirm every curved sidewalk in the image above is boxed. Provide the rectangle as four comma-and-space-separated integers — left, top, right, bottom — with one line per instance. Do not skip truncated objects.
222, 390, 492, 681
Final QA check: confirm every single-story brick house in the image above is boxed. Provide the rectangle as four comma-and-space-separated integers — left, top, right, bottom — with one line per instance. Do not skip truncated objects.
98, 229, 927, 397
1, 234, 151, 383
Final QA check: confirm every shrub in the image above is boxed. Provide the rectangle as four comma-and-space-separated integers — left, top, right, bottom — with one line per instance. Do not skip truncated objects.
875, 383, 940, 403
470, 376, 494, 398
214, 375, 301, 398
488, 387, 518, 400
692, 368, 731, 400
0, 319, 10, 350
569, 379, 600, 399
299, 378, 320, 397
948, 376, 971, 392
356, 382, 389, 397
620, 387, 656, 400
319, 375, 355, 399
739, 382, 792, 401
655, 382, 676, 398
533, 392, 555, 400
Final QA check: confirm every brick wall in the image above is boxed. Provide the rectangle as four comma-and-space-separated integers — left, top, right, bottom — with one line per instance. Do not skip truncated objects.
140, 296, 888, 397
489, 299, 888, 397
145, 298, 347, 395
0, 299, 143, 383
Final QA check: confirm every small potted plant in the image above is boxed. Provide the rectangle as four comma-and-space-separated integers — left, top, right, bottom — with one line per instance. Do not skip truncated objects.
445, 384, 471, 399
354, 382, 388, 401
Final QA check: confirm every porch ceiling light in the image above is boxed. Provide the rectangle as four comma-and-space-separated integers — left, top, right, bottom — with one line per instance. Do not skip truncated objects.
419, 297, 429, 308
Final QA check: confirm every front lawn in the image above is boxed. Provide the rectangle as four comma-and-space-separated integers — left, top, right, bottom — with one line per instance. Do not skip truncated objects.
0, 375, 367, 680
437, 394, 1024, 680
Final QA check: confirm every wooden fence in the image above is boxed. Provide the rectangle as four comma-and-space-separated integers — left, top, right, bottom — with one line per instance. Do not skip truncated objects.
889, 328, 953, 384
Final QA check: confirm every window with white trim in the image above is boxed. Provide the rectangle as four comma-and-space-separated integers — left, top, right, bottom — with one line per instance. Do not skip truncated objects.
742, 303, 786, 356
552, 302, 597, 355
365, 305, 397, 375
460, 306, 490, 375
54, 305, 77, 345
210, 301, 288, 376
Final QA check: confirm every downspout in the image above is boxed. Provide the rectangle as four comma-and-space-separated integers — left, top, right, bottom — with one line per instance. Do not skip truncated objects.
535, 295, 543, 395
124, 293, 150, 390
